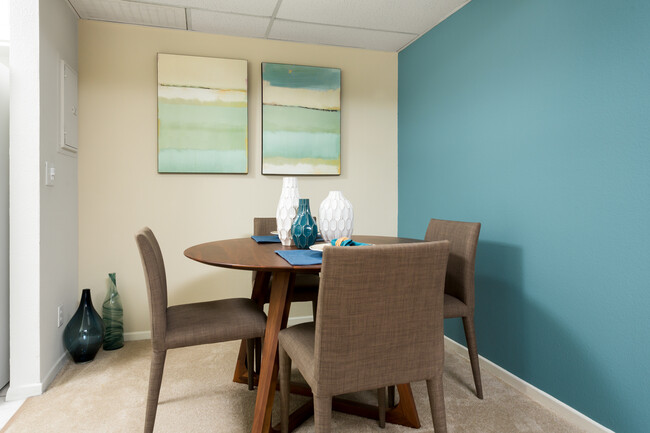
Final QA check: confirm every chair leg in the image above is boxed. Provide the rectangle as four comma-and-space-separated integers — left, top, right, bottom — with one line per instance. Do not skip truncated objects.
462, 315, 483, 399
313, 394, 332, 433
387, 385, 396, 407
255, 337, 262, 374
377, 387, 386, 428
144, 350, 166, 433
311, 298, 318, 320
426, 376, 447, 433
246, 339, 255, 390
279, 345, 291, 433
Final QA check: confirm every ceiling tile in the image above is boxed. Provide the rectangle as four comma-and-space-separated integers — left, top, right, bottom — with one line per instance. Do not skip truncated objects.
277, 0, 469, 34
190, 9, 271, 39
268, 20, 417, 52
69, 0, 186, 29
138, 0, 279, 17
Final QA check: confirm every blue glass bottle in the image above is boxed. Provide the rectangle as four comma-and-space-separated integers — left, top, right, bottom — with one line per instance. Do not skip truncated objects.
63, 289, 105, 363
291, 198, 318, 249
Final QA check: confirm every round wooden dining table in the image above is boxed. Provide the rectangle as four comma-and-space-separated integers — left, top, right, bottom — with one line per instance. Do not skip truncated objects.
184, 235, 423, 433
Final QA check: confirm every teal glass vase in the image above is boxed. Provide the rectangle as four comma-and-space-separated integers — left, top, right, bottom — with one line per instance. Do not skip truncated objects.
291, 198, 318, 249
102, 273, 124, 350
63, 289, 104, 363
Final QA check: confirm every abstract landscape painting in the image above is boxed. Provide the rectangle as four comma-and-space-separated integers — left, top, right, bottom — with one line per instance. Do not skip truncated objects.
262, 63, 341, 175
158, 54, 248, 173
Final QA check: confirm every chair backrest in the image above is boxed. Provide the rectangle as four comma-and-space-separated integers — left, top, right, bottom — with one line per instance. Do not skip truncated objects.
424, 219, 480, 308
135, 227, 168, 351
253, 217, 276, 236
314, 241, 449, 396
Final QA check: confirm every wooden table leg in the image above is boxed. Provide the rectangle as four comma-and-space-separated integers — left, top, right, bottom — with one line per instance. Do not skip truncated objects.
251, 271, 294, 433
386, 384, 420, 428
270, 382, 420, 432
234, 271, 271, 385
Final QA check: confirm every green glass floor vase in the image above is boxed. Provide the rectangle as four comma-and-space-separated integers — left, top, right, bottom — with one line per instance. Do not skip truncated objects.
102, 272, 124, 350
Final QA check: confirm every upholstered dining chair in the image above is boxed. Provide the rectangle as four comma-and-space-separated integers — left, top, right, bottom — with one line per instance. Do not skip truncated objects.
135, 227, 267, 433
278, 241, 450, 433
253, 217, 320, 317
386, 218, 482, 407
426, 218, 483, 399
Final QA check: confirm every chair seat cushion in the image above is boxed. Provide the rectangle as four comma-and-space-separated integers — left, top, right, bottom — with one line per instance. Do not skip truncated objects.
278, 322, 317, 388
444, 293, 469, 318
165, 298, 266, 349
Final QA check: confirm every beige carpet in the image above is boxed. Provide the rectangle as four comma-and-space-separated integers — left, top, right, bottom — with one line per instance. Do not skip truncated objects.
1, 340, 585, 432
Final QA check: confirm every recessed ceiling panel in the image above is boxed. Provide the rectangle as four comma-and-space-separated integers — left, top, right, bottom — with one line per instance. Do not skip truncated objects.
277, 0, 469, 34
190, 9, 271, 39
268, 20, 417, 52
138, 0, 279, 16
69, 0, 186, 29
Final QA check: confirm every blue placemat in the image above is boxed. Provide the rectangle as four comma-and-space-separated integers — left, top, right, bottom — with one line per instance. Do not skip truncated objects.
275, 249, 323, 266
251, 235, 281, 243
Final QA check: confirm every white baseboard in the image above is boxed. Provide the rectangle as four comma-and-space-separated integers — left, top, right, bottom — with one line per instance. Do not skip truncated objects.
444, 336, 614, 433
124, 331, 151, 341
5, 382, 41, 402
6, 350, 72, 401
42, 351, 68, 392
287, 315, 313, 327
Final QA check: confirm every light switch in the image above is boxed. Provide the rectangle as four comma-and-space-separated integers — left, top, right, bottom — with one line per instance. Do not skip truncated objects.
45, 161, 56, 186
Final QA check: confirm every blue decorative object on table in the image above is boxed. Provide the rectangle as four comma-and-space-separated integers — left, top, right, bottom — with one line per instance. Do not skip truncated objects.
291, 198, 318, 249
331, 237, 371, 246
63, 288, 105, 363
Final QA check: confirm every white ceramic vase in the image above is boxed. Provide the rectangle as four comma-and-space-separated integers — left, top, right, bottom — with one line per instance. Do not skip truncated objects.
318, 191, 354, 242
275, 177, 300, 246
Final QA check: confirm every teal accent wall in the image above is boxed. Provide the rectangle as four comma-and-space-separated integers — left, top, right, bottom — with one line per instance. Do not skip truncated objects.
398, 1, 650, 432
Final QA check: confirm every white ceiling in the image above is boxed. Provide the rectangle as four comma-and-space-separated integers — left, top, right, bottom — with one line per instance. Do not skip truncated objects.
66, 0, 471, 52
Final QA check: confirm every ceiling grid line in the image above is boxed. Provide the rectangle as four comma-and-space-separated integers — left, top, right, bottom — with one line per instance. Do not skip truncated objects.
66, 0, 471, 52
264, 0, 284, 39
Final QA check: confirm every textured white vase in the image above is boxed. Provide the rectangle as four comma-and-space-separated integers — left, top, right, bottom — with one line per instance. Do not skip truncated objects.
275, 177, 300, 246
318, 191, 354, 242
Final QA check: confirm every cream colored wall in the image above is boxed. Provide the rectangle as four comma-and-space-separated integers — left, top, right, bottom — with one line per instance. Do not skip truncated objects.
78, 20, 398, 334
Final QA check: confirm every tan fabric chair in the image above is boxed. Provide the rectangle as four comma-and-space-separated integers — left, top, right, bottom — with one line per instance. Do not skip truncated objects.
135, 227, 267, 433
253, 217, 320, 316
426, 218, 482, 399
278, 241, 450, 433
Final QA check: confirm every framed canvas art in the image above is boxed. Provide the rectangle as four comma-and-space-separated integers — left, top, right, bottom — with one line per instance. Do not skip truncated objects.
262, 63, 341, 175
157, 54, 248, 173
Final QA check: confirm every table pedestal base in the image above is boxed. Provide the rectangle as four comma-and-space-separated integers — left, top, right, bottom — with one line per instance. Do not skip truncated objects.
234, 343, 421, 432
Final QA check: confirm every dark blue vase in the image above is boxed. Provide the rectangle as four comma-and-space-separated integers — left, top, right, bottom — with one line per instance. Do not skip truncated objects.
291, 198, 318, 249
63, 289, 105, 363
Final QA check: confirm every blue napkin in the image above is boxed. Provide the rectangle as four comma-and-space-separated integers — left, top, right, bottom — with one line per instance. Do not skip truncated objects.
252, 235, 324, 243
275, 250, 323, 266
251, 235, 281, 243
331, 237, 371, 246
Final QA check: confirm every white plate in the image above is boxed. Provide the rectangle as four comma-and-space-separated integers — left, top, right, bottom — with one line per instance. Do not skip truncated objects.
309, 243, 328, 251
270, 231, 278, 235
